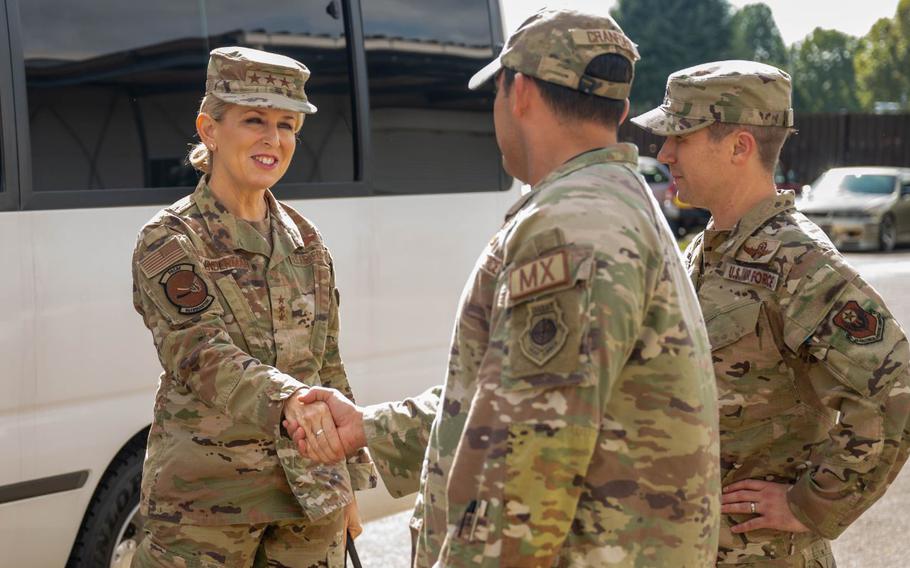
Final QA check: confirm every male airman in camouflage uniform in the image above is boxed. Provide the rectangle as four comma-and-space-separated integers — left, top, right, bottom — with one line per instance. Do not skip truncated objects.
632, 61, 910, 566
293, 10, 720, 567
131, 47, 374, 567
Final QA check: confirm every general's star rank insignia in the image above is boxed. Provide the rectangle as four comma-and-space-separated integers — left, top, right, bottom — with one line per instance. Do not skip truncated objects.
519, 297, 569, 366
160, 264, 214, 315
833, 300, 884, 345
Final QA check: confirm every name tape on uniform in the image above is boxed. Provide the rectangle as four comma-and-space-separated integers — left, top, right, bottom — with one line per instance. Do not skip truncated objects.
570, 29, 627, 46
509, 250, 571, 301
203, 255, 249, 273
722, 262, 779, 291
140, 238, 186, 278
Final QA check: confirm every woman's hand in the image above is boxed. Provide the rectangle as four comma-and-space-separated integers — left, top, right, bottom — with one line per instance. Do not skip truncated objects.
721, 479, 810, 534
282, 393, 346, 462
344, 498, 363, 541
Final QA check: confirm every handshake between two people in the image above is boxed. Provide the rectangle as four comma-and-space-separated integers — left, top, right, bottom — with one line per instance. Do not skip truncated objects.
281, 387, 367, 464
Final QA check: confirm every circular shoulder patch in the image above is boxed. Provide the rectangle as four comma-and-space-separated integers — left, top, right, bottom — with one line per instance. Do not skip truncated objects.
159, 264, 214, 315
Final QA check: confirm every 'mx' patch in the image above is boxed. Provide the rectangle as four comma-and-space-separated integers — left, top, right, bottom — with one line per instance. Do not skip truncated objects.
722, 262, 779, 290
509, 250, 570, 301
160, 264, 214, 315
519, 297, 569, 367
736, 237, 781, 264
833, 300, 884, 344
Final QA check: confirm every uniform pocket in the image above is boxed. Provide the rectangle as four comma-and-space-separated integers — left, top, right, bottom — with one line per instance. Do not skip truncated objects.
705, 299, 761, 351
214, 275, 269, 360
287, 254, 332, 358
504, 287, 592, 390
501, 247, 594, 391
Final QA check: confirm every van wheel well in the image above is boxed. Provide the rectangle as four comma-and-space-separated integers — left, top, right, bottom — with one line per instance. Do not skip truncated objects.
65, 428, 148, 568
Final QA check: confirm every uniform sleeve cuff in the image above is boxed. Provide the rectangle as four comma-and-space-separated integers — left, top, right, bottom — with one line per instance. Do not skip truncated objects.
362, 402, 393, 443
266, 374, 308, 436
362, 403, 421, 498
787, 474, 858, 539
347, 455, 379, 491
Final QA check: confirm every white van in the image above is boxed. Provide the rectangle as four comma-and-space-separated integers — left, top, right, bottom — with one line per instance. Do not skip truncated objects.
0, 1, 514, 565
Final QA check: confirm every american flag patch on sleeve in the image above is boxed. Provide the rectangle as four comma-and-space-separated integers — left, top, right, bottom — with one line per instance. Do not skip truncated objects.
139, 238, 187, 278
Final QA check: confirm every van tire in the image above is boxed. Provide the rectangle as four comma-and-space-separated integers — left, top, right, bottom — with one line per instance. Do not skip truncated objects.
66, 434, 146, 568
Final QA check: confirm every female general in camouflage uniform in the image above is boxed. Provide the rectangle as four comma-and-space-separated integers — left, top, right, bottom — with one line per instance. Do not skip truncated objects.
130, 47, 375, 567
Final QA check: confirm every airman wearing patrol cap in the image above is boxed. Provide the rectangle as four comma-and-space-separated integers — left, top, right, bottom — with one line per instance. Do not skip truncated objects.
633, 60, 910, 566
130, 46, 375, 567
287, 9, 721, 567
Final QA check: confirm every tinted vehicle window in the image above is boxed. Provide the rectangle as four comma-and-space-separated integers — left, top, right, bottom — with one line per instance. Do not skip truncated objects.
21, 0, 354, 192
815, 172, 896, 195
362, 0, 505, 194
205, 0, 354, 184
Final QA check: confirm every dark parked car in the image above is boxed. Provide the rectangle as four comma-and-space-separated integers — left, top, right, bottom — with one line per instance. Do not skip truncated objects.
638, 156, 709, 236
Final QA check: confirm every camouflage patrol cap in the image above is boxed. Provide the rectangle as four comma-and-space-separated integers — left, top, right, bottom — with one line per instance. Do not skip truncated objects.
468, 8, 639, 99
206, 46, 317, 114
631, 60, 793, 136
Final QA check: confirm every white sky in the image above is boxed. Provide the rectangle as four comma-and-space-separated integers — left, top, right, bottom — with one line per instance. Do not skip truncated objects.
502, 0, 900, 45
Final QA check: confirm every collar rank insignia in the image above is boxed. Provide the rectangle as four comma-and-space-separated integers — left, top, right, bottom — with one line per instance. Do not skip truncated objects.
736, 237, 781, 264
520, 297, 569, 366
722, 262, 779, 291
160, 264, 214, 315
833, 300, 884, 345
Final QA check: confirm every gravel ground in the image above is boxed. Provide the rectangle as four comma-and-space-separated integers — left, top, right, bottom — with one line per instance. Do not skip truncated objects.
357, 509, 411, 568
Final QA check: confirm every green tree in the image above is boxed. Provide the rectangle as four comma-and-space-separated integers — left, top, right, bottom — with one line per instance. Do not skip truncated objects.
729, 3, 788, 68
789, 28, 860, 112
611, 0, 733, 113
854, 0, 910, 109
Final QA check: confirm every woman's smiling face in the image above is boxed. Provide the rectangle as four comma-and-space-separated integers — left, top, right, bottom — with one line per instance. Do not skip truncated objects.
206, 104, 301, 193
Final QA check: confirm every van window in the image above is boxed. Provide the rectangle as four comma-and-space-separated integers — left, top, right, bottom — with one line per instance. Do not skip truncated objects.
204, 0, 355, 184
362, 0, 505, 194
20, 0, 355, 193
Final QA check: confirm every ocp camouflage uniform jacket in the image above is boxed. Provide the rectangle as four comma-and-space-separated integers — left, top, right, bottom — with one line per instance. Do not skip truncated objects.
685, 191, 910, 565
364, 144, 721, 567
132, 179, 375, 526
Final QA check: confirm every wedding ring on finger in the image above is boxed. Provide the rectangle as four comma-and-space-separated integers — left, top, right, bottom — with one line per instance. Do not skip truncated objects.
749, 502, 757, 514
315, 429, 325, 437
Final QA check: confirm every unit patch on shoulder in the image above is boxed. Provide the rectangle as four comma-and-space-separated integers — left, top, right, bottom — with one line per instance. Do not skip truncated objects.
139, 238, 186, 278
833, 300, 884, 345
722, 262, 779, 290
509, 250, 570, 301
160, 264, 214, 315
736, 237, 781, 264
519, 297, 569, 367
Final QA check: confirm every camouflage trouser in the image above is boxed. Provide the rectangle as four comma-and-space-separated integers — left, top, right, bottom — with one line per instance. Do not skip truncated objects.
131, 510, 345, 568
718, 538, 836, 568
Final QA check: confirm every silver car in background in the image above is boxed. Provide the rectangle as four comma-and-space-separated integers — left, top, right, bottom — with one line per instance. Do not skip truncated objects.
797, 167, 910, 251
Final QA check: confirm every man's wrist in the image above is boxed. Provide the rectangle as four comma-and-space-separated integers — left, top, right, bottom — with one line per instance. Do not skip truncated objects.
282, 385, 309, 416
352, 407, 367, 450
